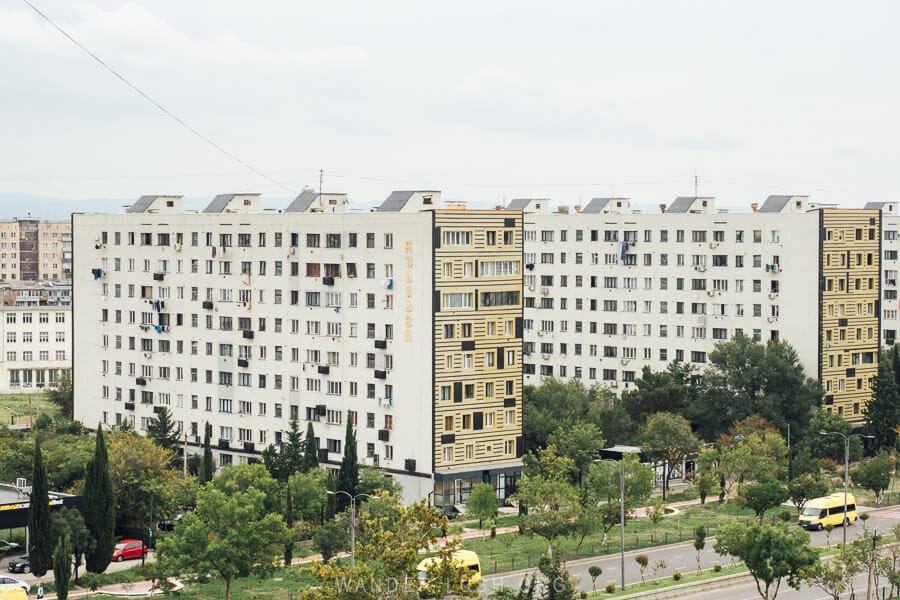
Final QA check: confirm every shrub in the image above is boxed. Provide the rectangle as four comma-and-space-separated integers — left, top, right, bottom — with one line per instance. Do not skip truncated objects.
605, 582, 616, 593
673, 571, 682, 581
778, 510, 792, 522
713, 563, 722, 572
580, 593, 588, 599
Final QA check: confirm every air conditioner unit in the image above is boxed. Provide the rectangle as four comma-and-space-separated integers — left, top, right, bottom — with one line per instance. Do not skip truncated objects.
610, 381, 619, 388
769, 293, 778, 299
621, 358, 630, 366
768, 316, 777, 323
541, 353, 550, 360
528, 285, 535, 291
537, 330, 544, 336
288, 246, 297, 255
697, 266, 706, 272
709, 242, 719, 249
143, 352, 152, 359
707, 290, 715, 297
173, 243, 182, 252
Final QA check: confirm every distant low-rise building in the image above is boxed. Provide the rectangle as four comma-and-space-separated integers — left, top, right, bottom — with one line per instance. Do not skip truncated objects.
0, 217, 72, 282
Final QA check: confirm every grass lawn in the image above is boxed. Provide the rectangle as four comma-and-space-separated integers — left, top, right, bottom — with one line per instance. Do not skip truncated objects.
464, 501, 772, 575
0, 392, 59, 426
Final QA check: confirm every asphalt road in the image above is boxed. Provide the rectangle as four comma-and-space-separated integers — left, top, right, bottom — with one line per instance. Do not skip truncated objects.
483, 505, 900, 596
0, 551, 153, 585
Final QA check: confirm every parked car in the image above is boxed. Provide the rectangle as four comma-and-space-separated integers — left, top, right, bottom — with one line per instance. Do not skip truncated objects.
0, 576, 29, 593
0, 541, 20, 556
5, 555, 29, 574
157, 513, 184, 531
111, 539, 147, 562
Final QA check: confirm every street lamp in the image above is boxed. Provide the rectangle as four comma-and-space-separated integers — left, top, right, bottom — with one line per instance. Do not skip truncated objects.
818, 430, 874, 546
598, 459, 626, 592
326, 491, 373, 567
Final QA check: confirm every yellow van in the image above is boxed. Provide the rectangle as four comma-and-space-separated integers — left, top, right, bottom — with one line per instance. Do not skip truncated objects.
799, 493, 857, 530
0, 587, 27, 600
416, 549, 482, 592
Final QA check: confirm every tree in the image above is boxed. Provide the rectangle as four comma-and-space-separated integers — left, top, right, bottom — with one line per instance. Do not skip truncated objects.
301, 421, 319, 473
107, 430, 177, 528
635, 554, 649, 584
547, 422, 605, 480
83, 426, 116, 574
263, 418, 305, 482
29, 438, 52, 583
466, 482, 499, 530
51, 507, 94, 584
146, 406, 180, 454
311, 516, 350, 562
584, 455, 654, 536
714, 521, 819, 599
717, 415, 788, 485
287, 468, 329, 524
48, 370, 74, 419
211, 463, 282, 515
157, 485, 291, 600
336, 412, 359, 513
283, 483, 294, 567
516, 448, 582, 555
788, 474, 830, 518
53, 533, 72, 600
536, 554, 577, 600
737, 480, 789, 522
622, 361, 694, 422
851, 452, 894, 506
694, 468, 720, 505
864, 353, 900, 452
690, 333, 820, 440
803, 550, 861, 600
693, 526, 706, 574
588, 565, 602, 593
806, 410, 863, 463
199, 422, 214, 484
357, 465, 403, 498
640, 412, 699, 499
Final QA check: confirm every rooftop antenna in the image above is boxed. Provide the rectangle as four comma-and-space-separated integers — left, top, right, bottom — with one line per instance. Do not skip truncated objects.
319, 169, 324, 196
694, 171, 699, 198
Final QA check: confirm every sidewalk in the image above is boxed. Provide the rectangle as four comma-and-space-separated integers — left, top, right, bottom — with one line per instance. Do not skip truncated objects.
32, 578, 182, 599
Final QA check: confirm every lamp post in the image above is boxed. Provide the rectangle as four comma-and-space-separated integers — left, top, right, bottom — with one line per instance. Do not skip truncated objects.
818, 431, 874, 546
326, 490, 373, 567
599, 459, 626, 592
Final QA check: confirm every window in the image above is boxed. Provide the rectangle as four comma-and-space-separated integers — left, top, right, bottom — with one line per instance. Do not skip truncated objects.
442, 293, 472, 309
443, 230, 471, 246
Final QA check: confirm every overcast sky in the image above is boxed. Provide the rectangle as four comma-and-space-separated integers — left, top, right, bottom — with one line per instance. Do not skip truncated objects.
1, 1, 899, 214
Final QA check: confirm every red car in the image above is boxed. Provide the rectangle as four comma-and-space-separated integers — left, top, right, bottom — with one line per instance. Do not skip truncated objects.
111, 540, 147, 562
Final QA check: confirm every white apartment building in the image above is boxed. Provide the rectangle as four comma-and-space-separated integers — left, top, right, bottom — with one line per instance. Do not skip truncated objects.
0, 302, 71, 393
518, 195, 880, 421
73, 193, 524, 506
870, 202, 900, 348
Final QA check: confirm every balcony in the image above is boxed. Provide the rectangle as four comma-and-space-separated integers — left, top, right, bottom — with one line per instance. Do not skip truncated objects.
202, 300, 214, 309
317, 365, 330, 375
242, 330, 255, 339
374, 370, 387, 379
237, 358, 249, 368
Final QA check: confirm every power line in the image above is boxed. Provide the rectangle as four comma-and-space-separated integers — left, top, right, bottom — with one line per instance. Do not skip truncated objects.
21, 0, 297, 195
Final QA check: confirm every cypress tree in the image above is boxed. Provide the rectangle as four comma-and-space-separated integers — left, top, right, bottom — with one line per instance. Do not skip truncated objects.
28, 438, 52, 583
53, 533, 73, 600
283, 483, 294, 566
83, 426, 116, 574
865, 357, 900, 451
199, 422, 215, 484
892, 345, 900, 387
282, 417, 304, 479
300, 421, 319, 473
336, 411, 359, 513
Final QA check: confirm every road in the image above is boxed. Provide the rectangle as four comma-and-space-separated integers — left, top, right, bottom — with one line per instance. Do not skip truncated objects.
0, 551, 153, 586
482, 505, 900, 596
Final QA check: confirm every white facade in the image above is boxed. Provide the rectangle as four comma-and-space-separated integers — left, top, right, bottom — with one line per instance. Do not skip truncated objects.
0, 305, 71, 393
73, 199, 439, 501
878, 203, 900, 347
520, 197, 821, 390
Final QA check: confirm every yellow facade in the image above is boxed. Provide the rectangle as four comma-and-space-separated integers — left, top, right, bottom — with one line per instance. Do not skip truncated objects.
432, 209, 523, 503
819, 209, 880, 421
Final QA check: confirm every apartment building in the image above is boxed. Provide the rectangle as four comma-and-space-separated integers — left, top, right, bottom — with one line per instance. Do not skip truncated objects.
72, 193, 524, 506
0, 218, 72, 282
0, 300, 71, 394
518, 195, 880, 422
870, 202, 900, 351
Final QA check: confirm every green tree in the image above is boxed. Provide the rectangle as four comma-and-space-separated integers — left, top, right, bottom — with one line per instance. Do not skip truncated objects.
694, 467, 720, 505
714, 521, 819, 599
199, 422, 215, 484
640, 412, 700, 499
536, 553, 577, 600
864, 353, 900, 452
357, 465, 403, 498
737, 480, 789, 522
690, 333, 820, 440
83, 426, 116, 574
516, 448, 582, 555
51, 507, 95, 584
53, 533, 72, 600
263, 418, 305, 482
146, 406, 180, 454
851, 452, 894, 506
107, 430, 176, 528
548, 421, 605, 480
287, 468, 329, 524
312, 516, 350, 562
211, 463, 282, 514
693, 526, 706, 574
622, 361, 694, 422
788, 474, 830, 518
803, 549, 861, 600
466, 482, 499, 529
157, 485, 291, 600
28, 438, 52, 583
588, 565, 602, 593
301, 421, 319, 473
283, 483, 294, 567
806, 410, 863, 463
335, 412, 359, 513
584, 455, 654, 536
48, 370, 74, 420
